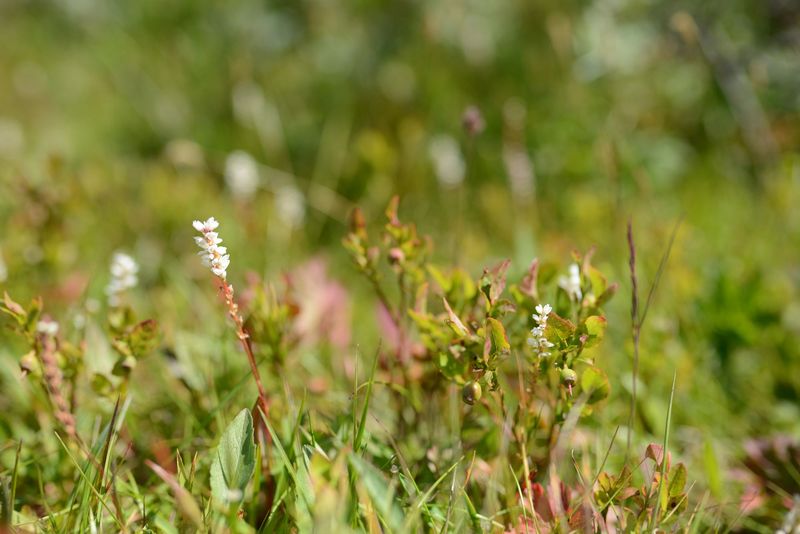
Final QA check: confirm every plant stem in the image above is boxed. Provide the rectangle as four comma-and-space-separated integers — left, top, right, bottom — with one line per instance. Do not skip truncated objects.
217, 278, 270, 417
626, 221, 640, 461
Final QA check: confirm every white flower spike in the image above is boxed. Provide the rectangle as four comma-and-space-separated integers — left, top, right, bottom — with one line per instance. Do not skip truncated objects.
193, 217, 231, 280
36, 319, 59, 337
527, 303, 555, 357
190, 216, 270, 413
559, 263, 582, 302
106, 252, 139, 307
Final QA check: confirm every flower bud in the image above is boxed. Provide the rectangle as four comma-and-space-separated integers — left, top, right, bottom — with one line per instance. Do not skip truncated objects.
388, 247, 405, 265
462, 381, 482, 405
19, 350, 38, 377
560, 368, 577, 387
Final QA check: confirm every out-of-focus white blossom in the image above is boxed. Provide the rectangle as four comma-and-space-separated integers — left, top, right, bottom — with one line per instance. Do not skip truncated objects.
193, 217, 231, 279
503, 144, 535, 200
0, 247, 7, 282
275, 184, 306, 228
559, 263, 583, 302
0, 117, 24, 157
86, 298, 101, 314
164, 139, 205, 169
221, 488, 243, 503
105, 252, 139, 307
527, 303, 554, 357
777, 495, 800, 534
72, 313, 86, 330
378, 61, 417, 103
36, 319, 59, 337
225, 150, 260, 200
428, 135, 465, 188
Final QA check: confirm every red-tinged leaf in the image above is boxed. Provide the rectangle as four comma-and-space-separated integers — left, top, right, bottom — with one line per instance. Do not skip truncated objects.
480, 259, 510, 305
2, 292, 25, 317
645, 443, 670, 469
442, 297, 469, 337
385, 195, 400, 226
484, 318, 510, 357
519, 259, 540, 299
349, 206, 367, 238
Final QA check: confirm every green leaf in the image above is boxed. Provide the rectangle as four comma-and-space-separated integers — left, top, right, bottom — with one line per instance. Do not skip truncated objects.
348, 454, 404, 531
587, 266, 607, 297
210, 409, 256, 504
581, 366, 610, 404
485, 318, 510, 358
427, 265, 452, 294
545, 312, 576, 340
0, 476, 10, 528
2, 292, 25, 321
702, 437, 722, 499
668, 463, 687, 497
147, 461, 204, 529
583, 315, 607, 347
442, 297, 469, 338
595, 283, 618, 308
128, 319, 159, 357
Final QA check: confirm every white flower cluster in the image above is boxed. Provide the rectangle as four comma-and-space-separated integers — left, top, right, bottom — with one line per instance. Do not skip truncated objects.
193, 217, 230, 279
225, 150, 260, 200
0, 246, 7, 283
105, 252, 139, 307
428, 135, 465, 188
36, 318, 59, 337
275, 184, 306, 228
527, 303, 555, 357
559, 263, 582, 302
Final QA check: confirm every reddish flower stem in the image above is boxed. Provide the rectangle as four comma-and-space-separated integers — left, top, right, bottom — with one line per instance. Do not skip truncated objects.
217, 279, 270, 417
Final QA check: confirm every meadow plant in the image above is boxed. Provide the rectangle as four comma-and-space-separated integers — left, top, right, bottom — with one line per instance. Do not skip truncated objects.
193, 217, 270, 417
0, 201, 753, 532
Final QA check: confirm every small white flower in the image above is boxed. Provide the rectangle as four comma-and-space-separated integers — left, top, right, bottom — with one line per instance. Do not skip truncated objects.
222, 487, 243, 503
193, 217, 230, 279
0, 246, 7, 282
36, 319, 59, 337
105, 252, 139, 307
225, 150, 260, 200
559, 263, 582, 302
527, 303, 554, 358
192, 217, 219, 233
275, 184, 306, 228
428, 135, 465, 188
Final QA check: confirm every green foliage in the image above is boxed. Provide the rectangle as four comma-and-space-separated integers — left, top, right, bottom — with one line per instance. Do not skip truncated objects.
1, 0, 799, 530
210, 409, 256, 505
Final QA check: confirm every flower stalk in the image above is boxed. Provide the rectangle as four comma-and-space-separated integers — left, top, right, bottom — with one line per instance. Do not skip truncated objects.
193, 217, 269, 417
37, 320, 77, 438
527, 303, 554, 358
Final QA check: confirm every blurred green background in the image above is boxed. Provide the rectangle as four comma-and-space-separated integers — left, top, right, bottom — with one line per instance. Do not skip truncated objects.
1, 0, 799, 524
